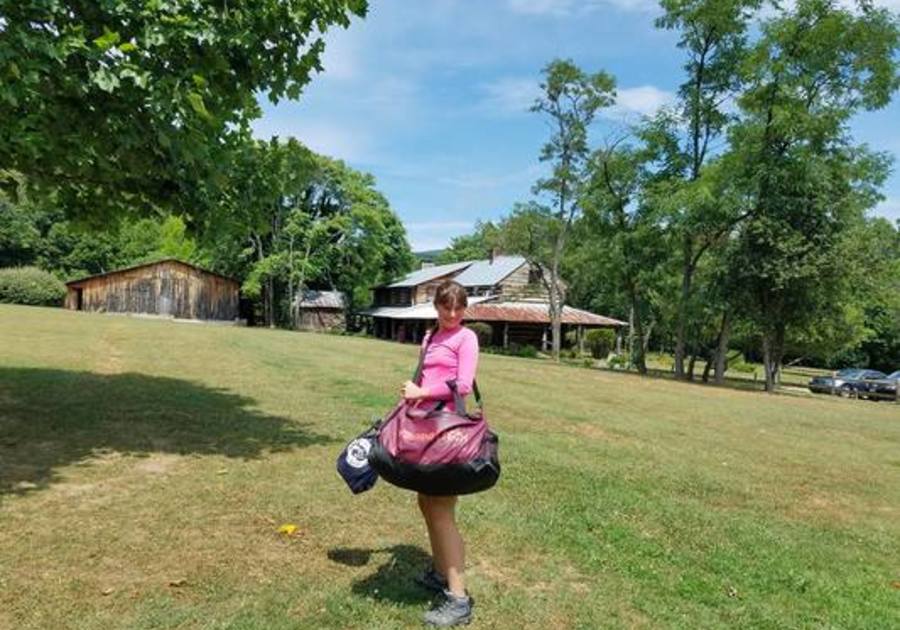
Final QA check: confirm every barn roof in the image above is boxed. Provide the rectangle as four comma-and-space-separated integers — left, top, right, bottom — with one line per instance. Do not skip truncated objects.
65, 259, 239, 286
297, 290, 345, 309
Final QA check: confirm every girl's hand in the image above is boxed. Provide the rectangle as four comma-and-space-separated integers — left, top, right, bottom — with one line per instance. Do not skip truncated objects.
401, 380, 428, 401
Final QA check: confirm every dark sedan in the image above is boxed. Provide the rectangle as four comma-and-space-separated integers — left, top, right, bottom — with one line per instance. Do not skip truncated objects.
856, 370, 900, 401
808, 368, 887, 397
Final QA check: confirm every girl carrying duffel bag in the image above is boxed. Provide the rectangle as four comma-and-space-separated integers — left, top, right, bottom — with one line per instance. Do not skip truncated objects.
368, 378, 500, 496
369, 280, 499, 627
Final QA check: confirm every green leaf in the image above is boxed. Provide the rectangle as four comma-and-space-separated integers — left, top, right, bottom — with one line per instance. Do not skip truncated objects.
93, 29, 121, 51
119, 42, 138, 53
186, 92, 211, 119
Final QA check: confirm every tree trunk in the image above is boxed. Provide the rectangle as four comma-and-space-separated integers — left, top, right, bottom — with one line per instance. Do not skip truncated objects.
674, 238, 694, 380
687, 353, 697, 381
701, 350, 713, 382
714, 310, 731, 385
629, 288, 647, 374
761, 324, 784, 393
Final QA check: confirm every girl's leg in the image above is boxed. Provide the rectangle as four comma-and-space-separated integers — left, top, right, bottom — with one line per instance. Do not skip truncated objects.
418, 494, 465, 597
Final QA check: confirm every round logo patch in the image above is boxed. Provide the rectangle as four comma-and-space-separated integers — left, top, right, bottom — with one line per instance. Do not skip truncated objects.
345, 438, 372, 469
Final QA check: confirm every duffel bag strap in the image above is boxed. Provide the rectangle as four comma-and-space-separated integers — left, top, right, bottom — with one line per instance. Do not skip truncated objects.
445, 379, 482, 415
411, 328, 437, 385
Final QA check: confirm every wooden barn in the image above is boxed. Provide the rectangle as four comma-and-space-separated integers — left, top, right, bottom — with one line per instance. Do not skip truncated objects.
65, 259, 240, 322
294, 290, 346, 331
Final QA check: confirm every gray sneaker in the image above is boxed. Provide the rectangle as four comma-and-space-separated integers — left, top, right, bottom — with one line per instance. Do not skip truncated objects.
424, 589, 473, 627
415, 565, 448, 593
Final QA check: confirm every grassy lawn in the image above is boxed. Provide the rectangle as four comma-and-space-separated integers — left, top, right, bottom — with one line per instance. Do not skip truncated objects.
1, 305, 898, 629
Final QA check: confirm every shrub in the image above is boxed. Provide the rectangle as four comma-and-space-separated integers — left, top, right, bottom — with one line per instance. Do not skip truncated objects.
0, 267, 66, 306
564, 330, 578, 348
585, 328, 616, 359
467, 322, 493, 347
509, 343, 538, 358
608, 353, 630, 370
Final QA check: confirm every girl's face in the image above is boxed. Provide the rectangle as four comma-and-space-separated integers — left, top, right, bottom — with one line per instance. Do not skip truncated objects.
436, 301, 465, 330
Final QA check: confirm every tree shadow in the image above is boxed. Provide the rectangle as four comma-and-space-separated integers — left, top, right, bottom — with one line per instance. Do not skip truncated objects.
0, 367, 335, 500
328, 544, 433, 605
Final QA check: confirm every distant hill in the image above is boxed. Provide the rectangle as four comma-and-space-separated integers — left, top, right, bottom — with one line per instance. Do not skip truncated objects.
413, 249, 444, 263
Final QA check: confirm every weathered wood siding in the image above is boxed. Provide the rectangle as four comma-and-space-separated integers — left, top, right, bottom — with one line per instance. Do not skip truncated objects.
65, 261, 239, 320
297, 308, 345, 331
495, 263, 549, 301
413, 273, 461, 304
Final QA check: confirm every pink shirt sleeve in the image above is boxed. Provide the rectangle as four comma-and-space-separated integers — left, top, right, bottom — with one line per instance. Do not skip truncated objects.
426, 328, 479, 400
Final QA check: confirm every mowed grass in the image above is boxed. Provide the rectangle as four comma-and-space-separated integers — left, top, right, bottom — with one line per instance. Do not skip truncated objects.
1, 305, 898, 630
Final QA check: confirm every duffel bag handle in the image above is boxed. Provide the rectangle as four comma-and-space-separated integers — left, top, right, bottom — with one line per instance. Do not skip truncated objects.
446, 379, 482, 416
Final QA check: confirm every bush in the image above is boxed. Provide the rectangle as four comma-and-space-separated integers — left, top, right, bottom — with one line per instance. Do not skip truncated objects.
608, 353, 630, 370
585, 328, 616, 359
564, 330, 578, 347
467, 322, 493, 347
0, 267, 66, 306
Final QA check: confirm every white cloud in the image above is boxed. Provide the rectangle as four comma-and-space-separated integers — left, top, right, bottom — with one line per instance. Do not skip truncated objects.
507, 0, 657, 15
251, 118, 373, 163
479, 77, 541, 115
606, 85, 677, 120
405, 221, 475, 251
317, 19, 365, 81
872, 197, 900, 221
437, 165, 543, 190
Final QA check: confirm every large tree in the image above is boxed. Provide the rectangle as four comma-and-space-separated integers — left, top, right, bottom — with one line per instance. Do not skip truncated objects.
202, 138, 413, 327
0, 0, 366, 221
728, 0, 899, 391
529, 59, 616, 360
653, 0, 762, 380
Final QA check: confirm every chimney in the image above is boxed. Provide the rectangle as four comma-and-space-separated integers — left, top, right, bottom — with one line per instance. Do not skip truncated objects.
489, 247, 500, 264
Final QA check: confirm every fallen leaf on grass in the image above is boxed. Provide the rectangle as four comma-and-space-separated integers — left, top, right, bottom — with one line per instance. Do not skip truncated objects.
891, 581, 900, 590
277, 523, 299, 536
101, 588, 114, 596
168, 578, 187, 587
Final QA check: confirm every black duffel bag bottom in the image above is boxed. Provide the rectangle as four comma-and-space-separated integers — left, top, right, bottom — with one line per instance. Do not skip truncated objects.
368, 432, 500, 496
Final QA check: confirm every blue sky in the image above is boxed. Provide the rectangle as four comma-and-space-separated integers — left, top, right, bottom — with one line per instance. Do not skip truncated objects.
253, 0, 900, 251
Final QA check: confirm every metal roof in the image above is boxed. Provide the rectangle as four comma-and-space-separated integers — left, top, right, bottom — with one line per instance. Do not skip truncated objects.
452, 256, 527, 287
385, 261, 474, 288
297, 290, 345, 309
360, 297, 626, 326
465, 302, 627, 326
65, 258, 239, 286
358, 295, 497, 320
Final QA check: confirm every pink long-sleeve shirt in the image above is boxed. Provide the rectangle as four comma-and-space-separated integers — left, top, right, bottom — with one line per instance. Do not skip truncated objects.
419, 325, 479, 411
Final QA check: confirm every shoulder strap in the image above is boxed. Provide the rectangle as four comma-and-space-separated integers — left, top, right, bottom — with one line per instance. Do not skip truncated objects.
411, 328, 437, 384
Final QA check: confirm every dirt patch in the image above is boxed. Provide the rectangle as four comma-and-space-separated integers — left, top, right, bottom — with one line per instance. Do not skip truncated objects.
569, 422, 628, 442
133, 454, 180, 475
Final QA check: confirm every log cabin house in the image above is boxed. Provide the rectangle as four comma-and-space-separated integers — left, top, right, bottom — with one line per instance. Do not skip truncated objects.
363, 255, 626, 349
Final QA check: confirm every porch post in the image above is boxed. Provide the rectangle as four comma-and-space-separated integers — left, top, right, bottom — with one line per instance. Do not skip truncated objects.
541, 327, 548, 352
578, 325, 585, 354
503, 322, 509, 349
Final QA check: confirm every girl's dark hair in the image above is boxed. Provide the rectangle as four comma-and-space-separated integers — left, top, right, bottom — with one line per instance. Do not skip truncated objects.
433, 280, 468, 309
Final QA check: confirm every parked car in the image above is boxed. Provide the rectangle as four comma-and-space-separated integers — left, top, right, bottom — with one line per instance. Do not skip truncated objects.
855, 370, 900, 401
807, 368, 887, 397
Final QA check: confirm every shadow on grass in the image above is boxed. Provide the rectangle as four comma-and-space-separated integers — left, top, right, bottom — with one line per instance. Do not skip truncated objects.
328, 545, 433, 605
0, 367, 335, 499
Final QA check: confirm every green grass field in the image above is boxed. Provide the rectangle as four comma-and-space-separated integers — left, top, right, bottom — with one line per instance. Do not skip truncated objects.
1, 305, 898, 629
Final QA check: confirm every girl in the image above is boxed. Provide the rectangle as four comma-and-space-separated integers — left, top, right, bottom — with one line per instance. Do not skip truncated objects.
400, 280, 478, 627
